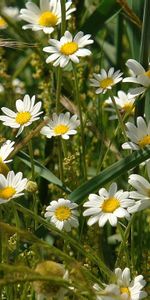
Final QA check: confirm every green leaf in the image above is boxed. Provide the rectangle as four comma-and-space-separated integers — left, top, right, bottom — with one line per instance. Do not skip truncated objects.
17, 151, 71, 193
69, 148, 150, 203
80, 0, 120, 35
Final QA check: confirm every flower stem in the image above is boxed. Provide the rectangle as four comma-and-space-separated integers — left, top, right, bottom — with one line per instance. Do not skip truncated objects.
109, 91, 127, 139
60, 0, 66, 35
72, 64, 87, 180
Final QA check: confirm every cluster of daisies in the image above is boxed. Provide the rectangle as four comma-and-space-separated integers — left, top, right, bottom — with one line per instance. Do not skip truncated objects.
0, 0, 150, 299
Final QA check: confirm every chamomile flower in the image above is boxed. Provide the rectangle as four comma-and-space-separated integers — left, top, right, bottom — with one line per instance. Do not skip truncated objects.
0, 171, 27, 204
43, 30, 93, 67
83, 183, 134, 227
94, 283, 120, 300
123, 59, 150, 96
0, 140, 15, 175
20, 0, 75, 34
45, 198, 79, 232
122, 116, 150, 150
0, 94, 42, 137
90, 68, 123, 94
128, 163, 150, 213
115, 267, 147, 300
0, 6, 19, 29
40, 112, 80, 139
105, 91, 135, 115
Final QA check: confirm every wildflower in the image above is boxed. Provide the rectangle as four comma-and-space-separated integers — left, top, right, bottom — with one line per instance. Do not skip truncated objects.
20, 0, 75, 34
0, 94, 42, 137
122, 116, 150, 150
41, 112, 80, 139
83, 183, 134, 227
0, 140, 15, 175
115, 267, 147, 300
43, 30, 93, 67
45, 198, 79, 231
123, 59, 150, 96
0, 6, 19, 29
90, 68, 123, 94
0, 171, 27, 204
105, 91, 135, 115
128, 162, 150, 212
94, 283, 120, 300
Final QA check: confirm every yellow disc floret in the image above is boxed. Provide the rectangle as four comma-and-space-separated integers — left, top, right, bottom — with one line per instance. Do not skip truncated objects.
16, 112, 31, 125
0, 17, 7, 28
38, 11, 57, 27
120, 287, 130, 297
55, 206, 71, 221
0, 186, 16, 200
102, 197, 120, 213
54, 124, 69, 135
144, 70, 150, 78
138, 135, 150, 148
100, 78, 114, 89
60, 42, 78, 55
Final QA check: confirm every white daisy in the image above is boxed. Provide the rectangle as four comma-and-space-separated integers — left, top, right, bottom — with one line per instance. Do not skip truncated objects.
122, 116, 150, 150
45, 198, 79, 232
20, 0, 76, 34
0, 140, 14, 164
0, 170, 27, 204
83, 183, 134, 227
43, 30, 93, 67
94, 283, 120, 300
123, 59, 150, 96
115, 267, 147, 300
40, 112, 80, 139
90, 68, 123, 94
0, 6, 19, 29
0, 94, 43, 137
128, 166, 150, 213
105, 91, 135, 115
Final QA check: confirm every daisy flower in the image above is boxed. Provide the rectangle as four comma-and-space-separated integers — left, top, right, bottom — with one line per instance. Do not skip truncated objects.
45, 198, 79, 232
115, 267, 147, 300
0, 6, 19, 29
123, 59, 150, 96
122, 116, 150, 150
0, 140, 15, 175
105, 91, 135, 115
0, 94, 43, 137
94, 283, 120, 300
128, 162, 150, 213
83, 183, 134, 227
40, 112, 80, 139
0, 171, 27, 204
20, 0, 75, 34
90, 68, 123, 94
43, 30, 93, 67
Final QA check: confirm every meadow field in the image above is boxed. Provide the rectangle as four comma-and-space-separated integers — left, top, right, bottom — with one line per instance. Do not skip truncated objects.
0, 0, 149, 299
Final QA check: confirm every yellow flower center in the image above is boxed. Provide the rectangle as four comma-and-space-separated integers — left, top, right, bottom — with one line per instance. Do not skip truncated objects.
100, 78, 114, 89
55, 206, 71, 221
144, 70, 150, 78
38, 11, 58, 27
122, 103, 134, 113
102, 197, 120, 213
60, 42, 78, 55
54, 124, 69, 135
120, 287, 130, 296
0, 186, 16, 200
0, 161, 9, 176
138, 135, 150, 148
0, 17, 7, 28
15, 112, 31, 125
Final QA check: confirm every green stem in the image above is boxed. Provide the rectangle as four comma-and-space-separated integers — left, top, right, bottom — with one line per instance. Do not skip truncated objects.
56, 67, 62, 113
135, 0, 150, 118
72, 64, 87, 180
60, 0, 66, 35
109, 91, 127, 139
58, 138, 64, 181
117, 222, 130, 266
28, 140, 35, 181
